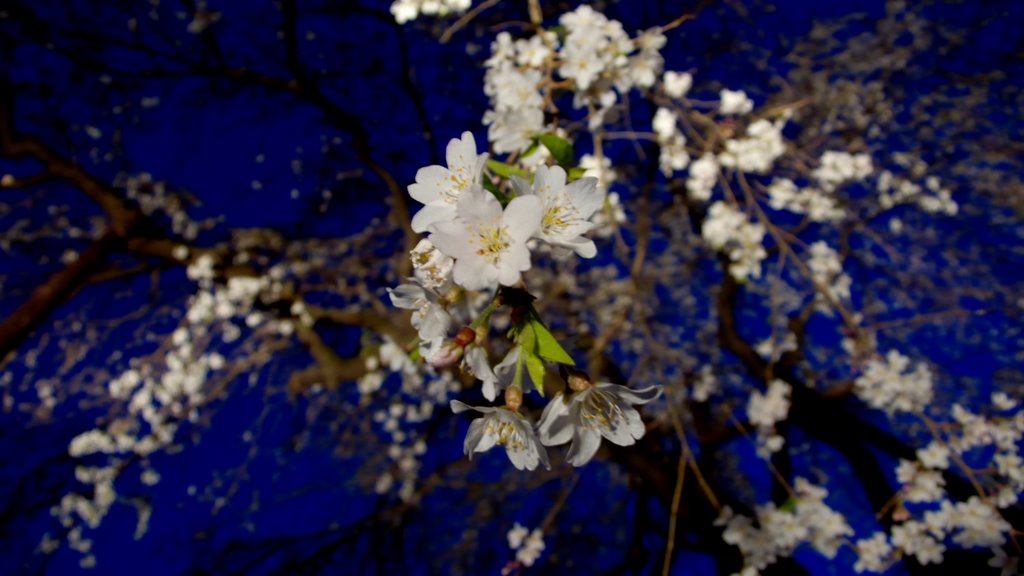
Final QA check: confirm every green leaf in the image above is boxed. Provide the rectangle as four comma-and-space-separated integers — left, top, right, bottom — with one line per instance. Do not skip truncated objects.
538, 133, 575, 168
520, 139, 540, 160
516, 319, 546, 397
527, 316, 576, 365
566, 167, 587, 182
486, 159, 531, 180
524, 350, 546, 397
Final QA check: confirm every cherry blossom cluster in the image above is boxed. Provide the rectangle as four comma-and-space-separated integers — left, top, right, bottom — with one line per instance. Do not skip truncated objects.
719, 478, 853, 573
390, 130, 662, 470
506, 522, 546, 568
389, 0, 471, 24
482, 5, 667, 152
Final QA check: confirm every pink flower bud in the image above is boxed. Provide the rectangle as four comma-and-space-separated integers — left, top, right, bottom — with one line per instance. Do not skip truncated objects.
426, 341, 464, 369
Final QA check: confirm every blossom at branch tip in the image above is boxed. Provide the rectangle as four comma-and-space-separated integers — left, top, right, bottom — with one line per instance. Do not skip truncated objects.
428, 185, 542, 291
408, 131, 489, 233
537, 382, 661, 466
450, 400, 550, 471
512, 165, 603, 258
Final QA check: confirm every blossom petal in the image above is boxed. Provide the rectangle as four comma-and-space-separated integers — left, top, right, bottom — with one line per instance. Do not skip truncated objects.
560, 236, 597, 259
510, 175, 532, 198
429, 221, 476, 259
453, 255, 497, 291
417, 303, 452, 340
532, 165, 567, 198
494, 348, 535, 394
502, 195, 543, 242
463, 417, 487, 459
537, 394, 574, 446
457, 185, 502, 224
408, 165, 451, 205
566, 426, 602, 467
411, 204, 457, 233
567, 177, 603, 218
599, 403, 641, 447
474, 423, 499, 455
596, 382, 662, 405
450, 399, 495, 415
497, 243, 531, 286
387, 283, 426, 309
447, 131, 481, 177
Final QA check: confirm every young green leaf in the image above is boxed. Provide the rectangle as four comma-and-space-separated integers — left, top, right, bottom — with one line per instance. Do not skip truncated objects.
566, 166, 588, 182
527, 317, 575, 365
516, 319, 546, 397
486, 159, 531, 180
538, 133, 575, 168
524, 350, 546, 397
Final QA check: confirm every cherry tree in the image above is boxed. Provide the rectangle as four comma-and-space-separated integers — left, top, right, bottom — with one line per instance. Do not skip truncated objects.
0, 0, 1021, 574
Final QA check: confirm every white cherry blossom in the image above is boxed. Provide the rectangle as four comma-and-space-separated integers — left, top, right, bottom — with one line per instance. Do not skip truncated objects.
512, 165, 603, 258
408, 132, 489, 233
537, 382, 661, 466
429, 185, 542, 290
450, 400, 550, 471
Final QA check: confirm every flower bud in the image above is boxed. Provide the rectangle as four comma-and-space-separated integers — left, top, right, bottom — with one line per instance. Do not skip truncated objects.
425, 341, 464, 369
566, 368, 593, 392
454, 326, 477, 347
504, 386, 523, 411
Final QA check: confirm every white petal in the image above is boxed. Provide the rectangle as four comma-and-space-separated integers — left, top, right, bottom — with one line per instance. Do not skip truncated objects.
463, 417, 487, 458
418, 303, 452, 340
457, 185, 502, 224
510, 175, 532, 197
474, 423, 500, 455
411, 204, 457, 233
497, 244, 531, 286
502, 195, 543, 242
567, 177, 603, 218
447, 131, 480, 176
450, 399, 495, 415
387, 283, 426, 309
599, 403, 640, 447
532, 165, 567, 198
619, 402, 646, 441
596, 383, 662, 405
453, 255, 498, 291
562, 236, 597, 259
482, 378, 499, 402
566, 427, 602, 467
537, 394, 574, 446
429, 222, 475, 259
534, 435, 551, 470
408, 165, 450, 205
509, 429, 547, 471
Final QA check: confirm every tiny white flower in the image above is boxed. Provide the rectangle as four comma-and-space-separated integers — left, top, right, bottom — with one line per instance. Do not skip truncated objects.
429, 186, 543, 290
408, 131, 489, 233
507, 523, 529, 549
663, 71, 692, 99
450, 400, 550, 471
409, 239, 454, 290
719, 89, 753, 115
513, 165, 603, 258
537, 382, 661, 466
